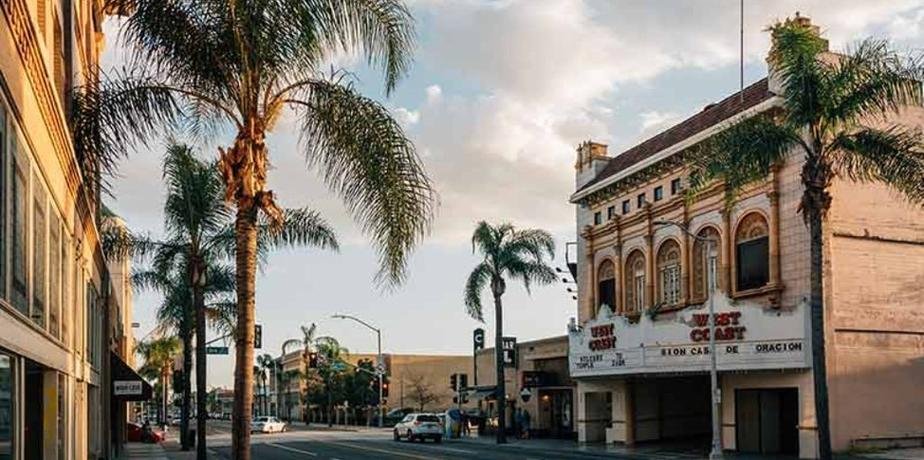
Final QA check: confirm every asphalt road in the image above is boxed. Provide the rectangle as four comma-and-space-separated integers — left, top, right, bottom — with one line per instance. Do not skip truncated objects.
203, 422, 709, 460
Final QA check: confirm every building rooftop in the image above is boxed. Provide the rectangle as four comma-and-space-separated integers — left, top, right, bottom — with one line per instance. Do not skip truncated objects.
576, 78, 774, 195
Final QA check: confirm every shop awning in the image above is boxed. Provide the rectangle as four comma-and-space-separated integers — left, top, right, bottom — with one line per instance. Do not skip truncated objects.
111, 352, 153, 401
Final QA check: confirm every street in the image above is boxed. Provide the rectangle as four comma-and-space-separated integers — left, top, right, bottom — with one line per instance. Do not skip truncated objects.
201, 421, 709, 460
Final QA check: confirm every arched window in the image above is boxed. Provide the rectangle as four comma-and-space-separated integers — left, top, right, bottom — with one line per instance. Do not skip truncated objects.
692, 226, 721, 302
736, 213, 770, 291
597, 260, 616, 313
624, 250, 646, 314
657, 240, 681, 306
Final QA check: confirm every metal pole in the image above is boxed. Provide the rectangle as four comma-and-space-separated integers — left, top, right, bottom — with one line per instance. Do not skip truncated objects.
708, 240, 722, 460
377, 329, 384, 428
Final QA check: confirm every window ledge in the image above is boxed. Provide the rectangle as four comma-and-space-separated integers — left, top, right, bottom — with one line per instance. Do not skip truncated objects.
0, 299, 69, 352
731, 283, 783, 300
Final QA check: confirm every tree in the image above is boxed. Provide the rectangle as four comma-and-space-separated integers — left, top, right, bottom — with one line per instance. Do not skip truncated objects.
463, 222, 556, 443
106, 144, 336, 457
685, 18, 924, 458
74, 2, 435, 457
137, 337, 182, 426
405, 373, 438, 412
315, 337, 349, 426
282, 323, 318, 422
256, 354, 276, 416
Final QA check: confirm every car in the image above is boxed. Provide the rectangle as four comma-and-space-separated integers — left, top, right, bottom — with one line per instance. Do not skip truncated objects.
126, 422, 165, 443
251, 416, 287, 433
383, 407, 415, 427
393, 413, 443, 443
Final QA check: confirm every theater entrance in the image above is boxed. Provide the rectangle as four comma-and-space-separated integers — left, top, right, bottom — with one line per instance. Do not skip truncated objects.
735, 388, 799, 456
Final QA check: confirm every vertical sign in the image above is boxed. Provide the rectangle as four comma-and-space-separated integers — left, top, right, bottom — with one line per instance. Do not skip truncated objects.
473, 328, 485, 351
502, 337, 517, 368
255, 324, 262, 349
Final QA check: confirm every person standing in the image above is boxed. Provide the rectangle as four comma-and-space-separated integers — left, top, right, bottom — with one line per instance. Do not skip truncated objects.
521, 408, 531, 440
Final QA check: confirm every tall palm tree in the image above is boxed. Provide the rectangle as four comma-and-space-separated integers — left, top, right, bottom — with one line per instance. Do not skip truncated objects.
282, 323, 319, 421
137, 336, 182, 426
74, 3, 434, 457
256, 354, 276, 416
315, 336, 349, 426
686, 18, 924, 458
463, 222, 556, 444
107, 144, 337, 458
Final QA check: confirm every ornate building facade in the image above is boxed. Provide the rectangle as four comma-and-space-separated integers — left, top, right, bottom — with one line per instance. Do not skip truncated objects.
568, 17, 924, 458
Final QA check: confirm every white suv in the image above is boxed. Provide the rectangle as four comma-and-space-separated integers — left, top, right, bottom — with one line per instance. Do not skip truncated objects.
251, 416, 287, 433
393, 413, 443, 443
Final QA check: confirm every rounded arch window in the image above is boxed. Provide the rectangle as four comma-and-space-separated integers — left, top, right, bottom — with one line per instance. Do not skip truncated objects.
735, 212, 770, 291
656, 239, 681, 306
624, 250, 646, 314
596, 259, 616, 313
692, 226, 721, 302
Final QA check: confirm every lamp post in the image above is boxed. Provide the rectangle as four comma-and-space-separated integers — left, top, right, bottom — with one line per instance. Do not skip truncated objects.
654, 220, 722, 460
331, 314, 384, 428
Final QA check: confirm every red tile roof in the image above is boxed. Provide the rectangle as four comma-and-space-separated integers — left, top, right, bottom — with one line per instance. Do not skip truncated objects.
577, 78, 774, 194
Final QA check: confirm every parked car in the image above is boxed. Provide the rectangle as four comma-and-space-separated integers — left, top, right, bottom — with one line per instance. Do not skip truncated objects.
251, 416, 287, 433
126, 422, 165, 443
383, 407, 415, 427
393, 413, 443, 443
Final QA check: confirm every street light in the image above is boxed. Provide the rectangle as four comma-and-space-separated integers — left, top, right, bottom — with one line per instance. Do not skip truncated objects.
653, 220, 722, 460
331, 314, 385, 428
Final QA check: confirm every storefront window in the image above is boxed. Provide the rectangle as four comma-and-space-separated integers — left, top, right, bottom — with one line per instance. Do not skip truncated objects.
0, 354, 14, 460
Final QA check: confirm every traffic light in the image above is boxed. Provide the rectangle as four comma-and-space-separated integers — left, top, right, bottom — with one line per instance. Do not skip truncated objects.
459, 373, 468, 390
382, 381, 389, 398
254, 324, 262, 349
450, 373, 457, 391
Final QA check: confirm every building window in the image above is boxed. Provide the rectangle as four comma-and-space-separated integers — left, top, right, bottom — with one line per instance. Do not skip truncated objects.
692, 226, 721, 302
657, 239, 681, 305
597, 260, 616, 313
636, 193, 645, 209
671, 178, 683, 195
622, 200, 630, 215
11, 140, 29, 316
0, 104, 6, 301
653, 186, 663, 202
49, 215, 61, 339
33, 179, 47, 329
593, 211, 602, 225
606, 206, 616, 221
624, 250, 646, 314
736, 213, 770, 291
0, 354, 13, 459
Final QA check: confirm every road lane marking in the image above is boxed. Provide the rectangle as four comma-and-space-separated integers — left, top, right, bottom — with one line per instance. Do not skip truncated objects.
323, 441, 436, 459
266, 443, 319, 457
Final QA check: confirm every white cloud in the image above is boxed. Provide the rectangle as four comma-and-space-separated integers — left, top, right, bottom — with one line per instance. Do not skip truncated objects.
393, 107, 421, 127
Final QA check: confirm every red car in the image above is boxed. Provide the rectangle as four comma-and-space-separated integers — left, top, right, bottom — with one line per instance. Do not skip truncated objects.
126, 422, 165, 443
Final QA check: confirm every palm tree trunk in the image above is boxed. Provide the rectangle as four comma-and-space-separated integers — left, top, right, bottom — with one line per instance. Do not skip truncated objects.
181, 321, 193, 450
232, 204, 258, 460
493, 290, 506, 444
808, 204, 832, 459
194, 284, 208, 460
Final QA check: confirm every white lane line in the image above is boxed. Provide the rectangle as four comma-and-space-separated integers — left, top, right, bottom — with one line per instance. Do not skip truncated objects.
324, 442, 437, 459
266, 442, 319, 457
418, 445, 477, 455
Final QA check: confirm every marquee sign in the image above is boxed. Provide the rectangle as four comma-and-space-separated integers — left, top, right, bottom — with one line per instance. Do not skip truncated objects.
568, 295, 809, 378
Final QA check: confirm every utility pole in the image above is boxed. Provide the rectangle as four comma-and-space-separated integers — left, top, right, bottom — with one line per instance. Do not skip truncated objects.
332, 314, 385, 427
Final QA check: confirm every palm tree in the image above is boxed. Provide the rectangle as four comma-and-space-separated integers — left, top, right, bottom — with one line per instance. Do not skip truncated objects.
282, 323, 319, 422
685, 18, 924, 458
315, 336, 349, 426
256, 354, 276, 416
463, 222, 556, 443
137, 336, 182, 426
74, 3, 435, 457
107, 144, 337, 458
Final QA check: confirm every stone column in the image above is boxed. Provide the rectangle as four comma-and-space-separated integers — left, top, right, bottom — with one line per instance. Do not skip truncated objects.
613, 217, 623, 313
768, 166, 782, 288
583, 228, 596, 321
645, 207, 655, 309
721, 209, 733, 295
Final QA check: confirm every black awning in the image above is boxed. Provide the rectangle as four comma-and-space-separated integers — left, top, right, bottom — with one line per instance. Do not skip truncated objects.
111, 351, 153, 401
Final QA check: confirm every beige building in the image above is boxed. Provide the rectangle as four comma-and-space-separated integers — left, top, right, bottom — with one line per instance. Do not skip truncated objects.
0, 0, 130, 457
475, 335, 575, 439
568, 17, 923, 458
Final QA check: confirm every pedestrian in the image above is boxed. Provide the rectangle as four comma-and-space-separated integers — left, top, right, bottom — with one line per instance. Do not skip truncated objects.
514, 408, 524, 439
521, 408, 531, 440
461, 411, 470, 437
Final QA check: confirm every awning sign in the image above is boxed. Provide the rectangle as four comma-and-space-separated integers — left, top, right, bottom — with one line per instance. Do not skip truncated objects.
114, 380, 143, 396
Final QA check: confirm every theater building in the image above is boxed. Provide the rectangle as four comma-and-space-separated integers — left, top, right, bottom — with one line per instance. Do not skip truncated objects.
568, 17, 924, 458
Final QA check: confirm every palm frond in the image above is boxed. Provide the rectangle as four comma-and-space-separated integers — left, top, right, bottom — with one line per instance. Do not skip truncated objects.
295, 79, 435, 286
463, 262, 491, 322
766, 19, 830, 128
260, 207, 339, 251
829, 126, 924, 203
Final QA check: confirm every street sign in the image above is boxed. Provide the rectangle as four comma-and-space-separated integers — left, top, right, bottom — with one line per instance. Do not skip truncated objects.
113, 380, 143, 396
206, 346, 229, 355
473, 328, 485, 351
255, 324, 262, 349
502, 336, 517, 367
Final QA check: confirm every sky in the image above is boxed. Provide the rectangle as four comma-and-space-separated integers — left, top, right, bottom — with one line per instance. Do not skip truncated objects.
103, 0, 924, 388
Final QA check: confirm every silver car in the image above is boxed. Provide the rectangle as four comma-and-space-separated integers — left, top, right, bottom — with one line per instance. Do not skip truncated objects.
393, 413, 443, 443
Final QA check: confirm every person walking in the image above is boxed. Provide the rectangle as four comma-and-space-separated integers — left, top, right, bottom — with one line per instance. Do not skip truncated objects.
521, 408, 531, 440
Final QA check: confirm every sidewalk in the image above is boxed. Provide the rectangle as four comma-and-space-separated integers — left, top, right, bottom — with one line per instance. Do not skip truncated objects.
124, 443, 169, 460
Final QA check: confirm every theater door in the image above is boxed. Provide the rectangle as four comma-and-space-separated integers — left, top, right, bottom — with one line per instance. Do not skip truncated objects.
735, 388, 799, 456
